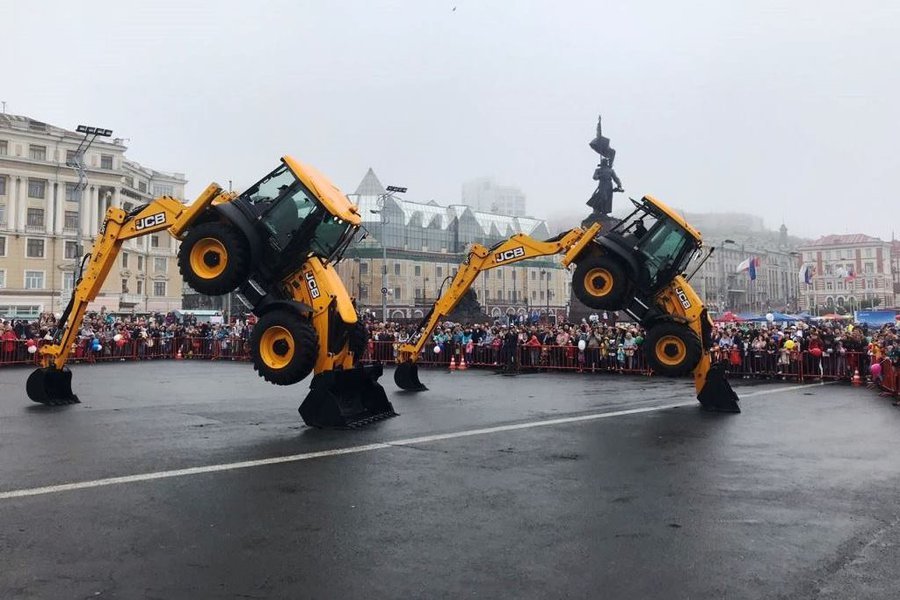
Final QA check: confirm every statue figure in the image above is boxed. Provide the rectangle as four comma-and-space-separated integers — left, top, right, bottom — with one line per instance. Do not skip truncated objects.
583, 114, 624, 227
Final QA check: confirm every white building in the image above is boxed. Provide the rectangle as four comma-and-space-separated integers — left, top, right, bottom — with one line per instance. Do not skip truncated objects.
461, 177, 527, 217
0, 113, 187, 318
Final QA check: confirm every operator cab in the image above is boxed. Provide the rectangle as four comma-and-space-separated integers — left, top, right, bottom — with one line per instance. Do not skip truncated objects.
234, 158, 361, 278
606, 196, 701, 292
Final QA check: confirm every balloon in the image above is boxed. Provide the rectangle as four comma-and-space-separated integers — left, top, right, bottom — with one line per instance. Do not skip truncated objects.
26, 339, 36, 347
785, 340, 795, 350
578, 339, 587, 351
433, 345, 441, 354
870, 363, 882, 378
113, 334, 123, 342
95, 344, 102, 351
116, 339, 126, 348
27, 345, 38, 354
810, 347, 823, 358
766, 313, 775, 322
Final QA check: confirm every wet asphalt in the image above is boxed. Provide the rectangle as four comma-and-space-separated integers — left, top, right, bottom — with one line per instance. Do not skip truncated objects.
1, 361, 899, 600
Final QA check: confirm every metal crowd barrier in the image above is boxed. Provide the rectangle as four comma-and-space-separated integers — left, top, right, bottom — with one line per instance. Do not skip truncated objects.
1, 338, 895, 394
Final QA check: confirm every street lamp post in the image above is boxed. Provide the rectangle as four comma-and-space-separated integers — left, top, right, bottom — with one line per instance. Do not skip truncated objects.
370, 184, 406, 321
718, 239, 736, 311
68, 125, 113, 289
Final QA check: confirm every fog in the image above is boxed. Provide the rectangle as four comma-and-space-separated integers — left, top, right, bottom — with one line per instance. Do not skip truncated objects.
8, 0, 900, 240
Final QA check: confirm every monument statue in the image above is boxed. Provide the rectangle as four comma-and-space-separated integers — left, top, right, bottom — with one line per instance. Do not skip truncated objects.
583, 114, 624, 227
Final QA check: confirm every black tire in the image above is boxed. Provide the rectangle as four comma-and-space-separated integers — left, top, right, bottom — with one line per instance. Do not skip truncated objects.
644, 322, 702, 377
250, 310, 319, 385
572, 253, 631, 310
178, 221, 251, 296
348, 320, 369, 364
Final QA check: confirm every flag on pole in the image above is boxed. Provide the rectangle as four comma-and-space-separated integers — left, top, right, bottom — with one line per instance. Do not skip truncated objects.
845, 266, 856, 282
748, 257, 760, 281
799, 264, 814, 285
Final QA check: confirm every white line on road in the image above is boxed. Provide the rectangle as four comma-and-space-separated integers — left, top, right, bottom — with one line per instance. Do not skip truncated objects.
0, 382, 829, 501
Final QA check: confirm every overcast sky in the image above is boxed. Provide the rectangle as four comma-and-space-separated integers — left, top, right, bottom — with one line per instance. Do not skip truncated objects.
8, 0, 900, 240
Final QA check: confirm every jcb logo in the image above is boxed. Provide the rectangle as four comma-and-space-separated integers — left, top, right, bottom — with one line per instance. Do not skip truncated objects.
494, 246, 525, 263
675, 286, 692, 310
135, 212, 166, 231
305, 271, 321, 299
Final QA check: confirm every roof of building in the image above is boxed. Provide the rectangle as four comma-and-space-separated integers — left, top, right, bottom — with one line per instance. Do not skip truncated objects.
805, 234, 884, 247
353, 168, 386, 196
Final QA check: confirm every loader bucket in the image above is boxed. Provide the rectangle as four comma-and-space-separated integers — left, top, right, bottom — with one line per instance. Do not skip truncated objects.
394, 361, 428, 391
696, 361, 740, 413
299, 363, 397, 428
26, 367, 80, 406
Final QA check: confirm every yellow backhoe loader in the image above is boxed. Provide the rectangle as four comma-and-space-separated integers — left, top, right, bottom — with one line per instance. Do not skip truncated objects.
27, 156, 395, 428
395, 195, 741, 412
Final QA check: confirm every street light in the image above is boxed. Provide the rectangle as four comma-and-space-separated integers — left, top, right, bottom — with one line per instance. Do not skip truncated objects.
370, 184, 406, 321
68, 124, 113, 291
719, 239, 736, 311
541, 269, 551, 323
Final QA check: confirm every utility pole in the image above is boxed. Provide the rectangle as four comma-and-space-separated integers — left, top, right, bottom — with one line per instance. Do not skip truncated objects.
370, 184, 406, 321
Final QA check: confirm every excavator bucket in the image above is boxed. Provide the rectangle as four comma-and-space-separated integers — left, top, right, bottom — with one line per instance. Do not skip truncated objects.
394, 362, 428, 391
26, 367, 80, 406
299, 363, 397, 428
696, 361, 740, 413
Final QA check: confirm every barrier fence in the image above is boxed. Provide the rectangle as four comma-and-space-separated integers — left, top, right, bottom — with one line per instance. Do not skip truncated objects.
2, 338, 897, 397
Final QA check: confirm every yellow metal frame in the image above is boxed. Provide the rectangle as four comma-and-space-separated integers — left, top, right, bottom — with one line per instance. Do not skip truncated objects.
40, 183, 231, 371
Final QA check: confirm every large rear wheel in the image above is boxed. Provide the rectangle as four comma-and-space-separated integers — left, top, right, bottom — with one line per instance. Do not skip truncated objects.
644, 322, 702, 377
178, 221, 251, 296
572, 253, 631, 310
251, 310, 319, 385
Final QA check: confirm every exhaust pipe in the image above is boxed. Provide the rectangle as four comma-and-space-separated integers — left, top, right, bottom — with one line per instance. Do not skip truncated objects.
299, 364, 397, 428
394, 362, 428, 391
696, 361, 740, 413
26, 367, 80, 406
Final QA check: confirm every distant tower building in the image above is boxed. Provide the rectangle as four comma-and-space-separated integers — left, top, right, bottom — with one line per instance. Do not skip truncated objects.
461, 177, 526, 217
779, 223, 788, 248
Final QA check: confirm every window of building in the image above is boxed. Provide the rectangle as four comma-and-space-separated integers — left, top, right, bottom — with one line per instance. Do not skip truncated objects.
154, 257, 167, 272
29, 145, 47, 161
122, 252, 129, 268
0, 269, 5, 288
540, 290, 545, 300
121, 279, 129, 293
65, 149, 77, 164
360, 285, 368, 299
138, 181, 147, 193
137, 256, 144, 271
62, 272, 74, 291
65, 241, 79, 259
152, 184, 174, 197
26, 238, 45, 258
0, 236, 5, 256
531, 271, 536, 280
154, 281, 166, 297
27, 208, 45, 228
0, 204, 5, 226
531, 290, 537, 300
150, 234, 160, 248
65, 183, 78, 201
0, 175, 6, 196
864, 262, 874, 274
826, 281, 833, 290
123, 201, 134, 213
0, 140, 7, 155
28, 179, 46, 199
137, 280, 143, 295
414, 265, 421, 276
360, 262, 368, 275
64, 210, 79, 231
436, 266, 443, 278
24, 271, 45, 289
100, 154, 113, 170
394, 263, 401, 276
393, 287, 400, 299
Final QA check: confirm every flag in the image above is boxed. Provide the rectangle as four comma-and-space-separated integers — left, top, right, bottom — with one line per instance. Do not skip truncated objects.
799, 264, 814, 285
735, 258, 751, 273
748, 257, 760, 281
845, 266, 856, 282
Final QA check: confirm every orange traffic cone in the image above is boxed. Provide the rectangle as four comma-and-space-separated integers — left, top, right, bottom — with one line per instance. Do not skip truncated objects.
851, 368, 861, 386
458, 355, 467, 370
449, 356, 457, 370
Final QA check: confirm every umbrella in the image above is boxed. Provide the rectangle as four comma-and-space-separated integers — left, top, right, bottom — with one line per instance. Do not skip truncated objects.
714, 311, 744, 323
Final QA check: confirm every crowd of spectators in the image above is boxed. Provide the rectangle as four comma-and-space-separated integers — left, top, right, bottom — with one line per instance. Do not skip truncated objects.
3, 310, 898, 390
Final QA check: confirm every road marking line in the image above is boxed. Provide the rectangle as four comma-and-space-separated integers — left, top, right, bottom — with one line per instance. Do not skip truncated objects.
0, 382, 826, 501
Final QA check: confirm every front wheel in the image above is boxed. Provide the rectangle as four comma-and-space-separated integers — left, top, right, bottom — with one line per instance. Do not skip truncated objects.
251, 310, 319, 385
178, 221, 251, 296
644, 322, 702, 377
572, 253, 631, 310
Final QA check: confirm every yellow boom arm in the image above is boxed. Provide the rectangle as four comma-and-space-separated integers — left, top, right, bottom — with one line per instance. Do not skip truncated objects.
41, 183, 231, 371
397, 223, 601, 362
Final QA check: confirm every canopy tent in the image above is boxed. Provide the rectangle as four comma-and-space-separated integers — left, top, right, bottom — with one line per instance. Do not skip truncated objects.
714, 311, 745, 323
812, 313, 852, 321
745, 311, 802, 323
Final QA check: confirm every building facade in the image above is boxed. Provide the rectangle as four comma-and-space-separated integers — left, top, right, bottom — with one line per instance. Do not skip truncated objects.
460, 177, 527, 217
0, 114, 186, 318
336, 169, 569, 321
797, 234, 896, 313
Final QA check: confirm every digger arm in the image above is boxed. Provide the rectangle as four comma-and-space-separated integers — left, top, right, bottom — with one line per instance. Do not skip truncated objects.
41, 183, 228, 371
397, 223, 602, 361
